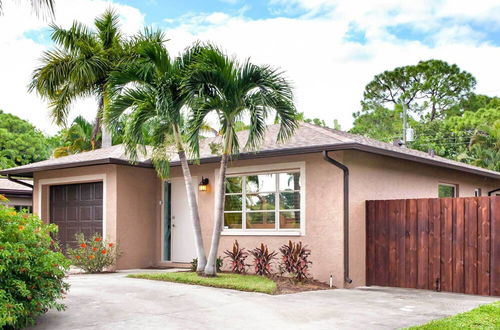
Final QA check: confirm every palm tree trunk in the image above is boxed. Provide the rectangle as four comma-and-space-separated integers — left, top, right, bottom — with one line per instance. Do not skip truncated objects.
101, 93, 112, 148
204, 131, 232, 276
173, 127, 207, 273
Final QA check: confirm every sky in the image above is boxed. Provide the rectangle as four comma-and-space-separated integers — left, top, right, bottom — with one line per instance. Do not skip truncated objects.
1, 0, 500, 134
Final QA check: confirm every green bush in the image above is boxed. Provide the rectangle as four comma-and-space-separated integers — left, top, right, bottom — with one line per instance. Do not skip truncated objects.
67, 233, 118, 273
190, 257, 223, 272
0, 195, 70, 328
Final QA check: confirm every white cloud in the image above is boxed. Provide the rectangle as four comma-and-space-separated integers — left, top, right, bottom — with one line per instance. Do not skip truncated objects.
1, 0, 500, 135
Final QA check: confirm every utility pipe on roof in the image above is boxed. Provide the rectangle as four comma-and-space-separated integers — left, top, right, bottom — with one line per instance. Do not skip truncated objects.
322, 151, 352, 286
6, 174, 33, 189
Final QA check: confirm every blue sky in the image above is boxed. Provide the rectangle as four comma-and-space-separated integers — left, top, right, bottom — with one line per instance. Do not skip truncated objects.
1, 0, 500, 134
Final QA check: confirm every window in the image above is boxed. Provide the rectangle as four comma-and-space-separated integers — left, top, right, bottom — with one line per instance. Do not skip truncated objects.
438, 183, 457, 198
474, 188, 482, 197
13, 205, 32, 213
223, 171, 301, 231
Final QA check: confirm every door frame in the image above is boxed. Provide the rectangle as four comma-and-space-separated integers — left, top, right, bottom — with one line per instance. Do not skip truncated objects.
161, 176, 198, 262
38, 174, 107, 237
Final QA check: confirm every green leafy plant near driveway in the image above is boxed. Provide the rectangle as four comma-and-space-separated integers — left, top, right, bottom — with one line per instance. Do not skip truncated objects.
408, 301, 499, 329
67, 233, 118, 273
128, 272, 277, 294
249, 243, 277, 276
224, 240, 249, 273
0, 195, 70, 328
279, 241, 312, 281
191, 257, 223, 273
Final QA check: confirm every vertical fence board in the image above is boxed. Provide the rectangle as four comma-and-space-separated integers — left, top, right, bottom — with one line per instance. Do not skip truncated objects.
388, 200, 398, 287
397, 200, 406, 288
453, 198, 465, 293
491, 197, 500, 297
464, 198, 478, 294
429, 198, 441, 291
441, 198, 453, 292
375, 200, 389, 286
477, 197, 490, 296
406, 199, 418, 288
417, 199, 429, 289
366, 201, 376, 286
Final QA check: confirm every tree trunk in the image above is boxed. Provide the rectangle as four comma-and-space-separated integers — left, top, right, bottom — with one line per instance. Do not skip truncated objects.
177, 150, 207, 273
101, 93, 112, 147
204, 152, 229, 276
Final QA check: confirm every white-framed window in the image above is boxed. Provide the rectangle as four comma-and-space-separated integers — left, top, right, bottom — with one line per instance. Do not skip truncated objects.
474, 188, 482, 197
438, 183, 458, 198
223, 169, 302, 233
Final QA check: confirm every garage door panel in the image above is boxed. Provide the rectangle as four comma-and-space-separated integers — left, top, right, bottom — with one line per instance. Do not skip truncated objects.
50, 182, 103, 251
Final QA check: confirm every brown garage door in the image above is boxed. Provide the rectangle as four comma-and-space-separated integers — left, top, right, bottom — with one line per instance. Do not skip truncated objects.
50, 182, 103, 249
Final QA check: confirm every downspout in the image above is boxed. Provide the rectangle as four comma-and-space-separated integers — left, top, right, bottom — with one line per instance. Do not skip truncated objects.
6, 174, 33, 189
323, 151, 353, 285
488, 188, 500, 196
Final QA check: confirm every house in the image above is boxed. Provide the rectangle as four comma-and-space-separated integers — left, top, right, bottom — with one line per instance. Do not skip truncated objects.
0, 177, 33, 212
1, 122, 499, 287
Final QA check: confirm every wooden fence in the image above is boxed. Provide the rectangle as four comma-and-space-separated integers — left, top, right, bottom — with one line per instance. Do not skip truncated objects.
366, 196, 499, 296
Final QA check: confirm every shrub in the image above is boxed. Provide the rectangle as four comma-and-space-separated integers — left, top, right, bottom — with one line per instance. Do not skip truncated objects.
279, 240, 312, 281
190, 257, 223, 272
66, 233, 118, 273
0, 195, 70, 328
223, 240, 248, 273
249, 243, 277, 276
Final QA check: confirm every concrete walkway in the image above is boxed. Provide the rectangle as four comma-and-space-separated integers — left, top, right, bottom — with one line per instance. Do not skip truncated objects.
31, 270, 497, 330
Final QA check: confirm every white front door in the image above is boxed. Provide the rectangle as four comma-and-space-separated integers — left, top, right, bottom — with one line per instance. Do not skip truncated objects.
170, 177, 198, 263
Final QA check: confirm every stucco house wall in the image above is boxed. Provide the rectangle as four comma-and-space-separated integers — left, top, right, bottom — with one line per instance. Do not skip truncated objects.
345, 150, 500, 286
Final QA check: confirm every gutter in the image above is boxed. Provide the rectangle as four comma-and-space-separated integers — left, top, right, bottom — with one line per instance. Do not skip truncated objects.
7, 174, 33, 189
322, 151, 353, 286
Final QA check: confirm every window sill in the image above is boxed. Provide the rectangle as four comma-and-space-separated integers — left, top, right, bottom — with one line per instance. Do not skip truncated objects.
221, 230, 302, 236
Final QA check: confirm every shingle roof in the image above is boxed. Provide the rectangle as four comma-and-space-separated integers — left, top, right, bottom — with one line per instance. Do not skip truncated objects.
0, 178, 32, 193
1, 122, 499, 179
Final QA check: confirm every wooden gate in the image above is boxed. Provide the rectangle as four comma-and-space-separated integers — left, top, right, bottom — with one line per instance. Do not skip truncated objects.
366, 196, 500, 296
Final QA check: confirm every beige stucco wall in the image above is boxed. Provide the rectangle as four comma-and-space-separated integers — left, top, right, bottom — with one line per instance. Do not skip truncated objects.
344, 150, 500, 287
31, 150, 499, 288
162, 153, 346, 286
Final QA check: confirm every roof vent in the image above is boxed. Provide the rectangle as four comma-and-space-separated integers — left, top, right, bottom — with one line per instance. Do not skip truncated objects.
428, 149, 435, 157
393, 139, 403, 147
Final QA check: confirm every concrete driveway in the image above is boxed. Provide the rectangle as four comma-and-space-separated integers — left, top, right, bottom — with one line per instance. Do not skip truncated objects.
31, 270, 497, 330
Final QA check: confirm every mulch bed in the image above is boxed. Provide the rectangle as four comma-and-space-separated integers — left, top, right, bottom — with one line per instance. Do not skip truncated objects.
270, 275, 334, 294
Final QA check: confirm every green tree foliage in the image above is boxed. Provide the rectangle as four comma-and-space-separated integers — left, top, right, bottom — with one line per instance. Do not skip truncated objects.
52, 116, 98, 158
295, 112, 341, 129
0, 0, 54, 17
0, 110, 54, 169
0, 196, 70, 328
362, 59, 476, 121
29, 9, 129, 147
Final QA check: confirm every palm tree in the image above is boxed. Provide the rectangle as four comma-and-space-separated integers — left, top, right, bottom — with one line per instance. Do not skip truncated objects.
104, 30, 208, 272
184, 46, 298, 276
0, 0, 54, 17
53, 116, 97, 158
29, 9, 128, 148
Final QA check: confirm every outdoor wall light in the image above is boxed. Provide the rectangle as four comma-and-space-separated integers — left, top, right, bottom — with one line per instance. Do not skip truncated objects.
198, 177, 209, 192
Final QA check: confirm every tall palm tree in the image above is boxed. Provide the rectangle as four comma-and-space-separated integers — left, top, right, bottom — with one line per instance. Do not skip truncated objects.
53, 115, 97, 158
0, 0, 54, 17
104, 30, 208, 272
184, 46, 298, 276
29, 9, 127, 148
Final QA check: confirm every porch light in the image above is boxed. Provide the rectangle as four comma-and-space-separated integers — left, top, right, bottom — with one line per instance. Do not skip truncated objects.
199, 177, 209, 192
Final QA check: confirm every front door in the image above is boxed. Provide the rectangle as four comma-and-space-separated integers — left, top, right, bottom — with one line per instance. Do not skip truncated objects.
170, 177, 198, 263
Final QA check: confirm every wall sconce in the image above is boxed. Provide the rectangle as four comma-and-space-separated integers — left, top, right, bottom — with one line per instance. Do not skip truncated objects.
199, 177, 209, 192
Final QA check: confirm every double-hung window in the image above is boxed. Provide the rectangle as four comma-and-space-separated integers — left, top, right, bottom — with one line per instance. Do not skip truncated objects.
223, 171, 302, 232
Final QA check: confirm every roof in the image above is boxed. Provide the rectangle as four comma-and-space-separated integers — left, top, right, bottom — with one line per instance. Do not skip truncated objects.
1, 122, 499, 179
0, 178, 33, 196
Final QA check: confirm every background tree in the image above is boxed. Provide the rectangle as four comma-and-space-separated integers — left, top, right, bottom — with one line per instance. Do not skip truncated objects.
52, 116, 97, 158
105, 31, 208, 272
185, 45, 298, 276
0, 110, 55, 169
30, 9, 128, 148
362, 59, 476, 120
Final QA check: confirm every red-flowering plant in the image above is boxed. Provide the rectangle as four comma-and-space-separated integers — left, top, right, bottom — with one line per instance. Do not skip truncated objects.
223, 240, 248, 274
0, 195, 70, 328
66, 233, 119, 273
249, 243, 277, 276
279, 241, 312, 281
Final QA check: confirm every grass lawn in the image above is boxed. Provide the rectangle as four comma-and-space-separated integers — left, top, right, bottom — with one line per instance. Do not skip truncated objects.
128, 272, 277, 294
408, 301, 500, 329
